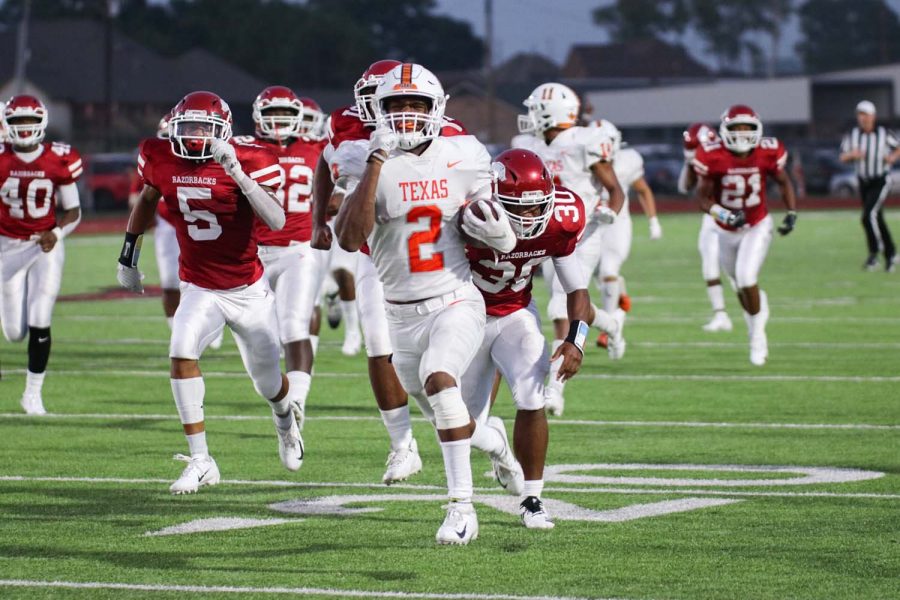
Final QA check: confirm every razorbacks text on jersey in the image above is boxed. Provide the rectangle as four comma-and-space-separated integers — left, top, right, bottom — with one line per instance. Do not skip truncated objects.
137, 137, 283, 289
368, 135, 492, 302
692, 137, 787, 230
246, 136, 324, 246
467, 187, 586, 316
511, 121, 619, 214
0, 142, 82, 239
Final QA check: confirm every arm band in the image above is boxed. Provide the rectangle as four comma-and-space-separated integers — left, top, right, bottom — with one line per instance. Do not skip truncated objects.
118, 232, 143, 268
565, 320, 590, 355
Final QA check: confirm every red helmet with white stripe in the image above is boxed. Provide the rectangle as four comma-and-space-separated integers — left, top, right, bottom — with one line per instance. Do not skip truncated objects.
682, 122, 718, 160
253, 86, 303, 141
298, 96, 326, 140
157, 108, 174, 140
719, 105, 762, 154
169, 91, 233, 160
2, 95, 48, 148
354, 59, 402, 124
492, 148, 555, 240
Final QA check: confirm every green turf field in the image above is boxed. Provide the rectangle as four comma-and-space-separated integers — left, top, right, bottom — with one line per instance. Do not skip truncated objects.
1, 211, 898, 600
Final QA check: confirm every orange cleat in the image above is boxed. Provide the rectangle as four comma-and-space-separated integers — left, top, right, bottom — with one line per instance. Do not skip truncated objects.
596, 332, 609, 348
619, 293, 632, 313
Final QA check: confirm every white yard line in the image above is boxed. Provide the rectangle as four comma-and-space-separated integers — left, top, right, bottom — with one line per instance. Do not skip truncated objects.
0, 580, 605, 600
0, 411, 896, 431
1, 474, 897, 500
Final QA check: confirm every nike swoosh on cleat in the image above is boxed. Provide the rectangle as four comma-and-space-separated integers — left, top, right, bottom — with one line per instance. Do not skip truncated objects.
447, 160, 462, 168
455, 524, 467, 539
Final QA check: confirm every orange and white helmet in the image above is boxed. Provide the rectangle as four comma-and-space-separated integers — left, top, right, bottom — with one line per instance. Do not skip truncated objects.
297, 96, 326, 140
253, 85, 304, 141
517, 83, 580, 135
2, 95, 48, 147
354, 59, 402, 124
374, 63, 447, 150
719, 105, 762, 154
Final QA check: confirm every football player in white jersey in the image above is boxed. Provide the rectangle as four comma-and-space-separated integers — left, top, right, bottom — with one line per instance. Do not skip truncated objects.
514, 82, 626, 414
335, 63, 522, 545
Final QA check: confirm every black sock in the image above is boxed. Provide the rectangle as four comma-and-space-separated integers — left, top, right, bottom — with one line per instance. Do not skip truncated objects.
27, 327, 51, 373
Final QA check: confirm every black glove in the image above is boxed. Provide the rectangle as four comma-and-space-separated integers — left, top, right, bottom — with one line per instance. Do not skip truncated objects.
778, 211, 797, 236
726, 210, 746, 228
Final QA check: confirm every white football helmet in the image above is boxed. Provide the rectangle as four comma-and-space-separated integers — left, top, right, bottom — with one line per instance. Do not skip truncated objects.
374, 63, 447, 150
517, 83, 580, 135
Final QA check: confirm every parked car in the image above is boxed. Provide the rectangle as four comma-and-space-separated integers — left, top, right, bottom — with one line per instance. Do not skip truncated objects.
828, 169, 900, 197
84, 152, 137, 211
633, 144, 684, 195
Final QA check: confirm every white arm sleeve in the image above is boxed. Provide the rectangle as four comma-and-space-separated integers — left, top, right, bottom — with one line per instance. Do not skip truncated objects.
552, 253, 586, 294
677, 162, 692, 195
235, 172, 286, 231
58, 183, 81, 210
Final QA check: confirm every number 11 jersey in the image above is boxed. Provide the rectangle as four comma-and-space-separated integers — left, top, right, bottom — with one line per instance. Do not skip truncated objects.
137, 137, 283, 290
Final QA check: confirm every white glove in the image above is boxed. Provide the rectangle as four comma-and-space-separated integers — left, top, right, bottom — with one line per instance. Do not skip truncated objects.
649, 216, 663, 240
595, 205, 616, 225
461, 200, 517, 253
368, 125, 398, 162
210, 138, 242, 178
117, 263, 145, 294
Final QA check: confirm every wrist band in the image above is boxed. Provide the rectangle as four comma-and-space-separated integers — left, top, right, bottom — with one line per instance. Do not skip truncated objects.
708, 203, 731, 224
565, 320, 589, 355
51, 226, 64, 241
118, 232, 143, 268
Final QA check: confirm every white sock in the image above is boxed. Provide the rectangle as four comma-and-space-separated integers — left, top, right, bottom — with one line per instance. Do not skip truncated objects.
186, 431, 208, 458
618, 276, 628, 296
439, 438, 473, 502
268, 391, 293, 430
287, 371, 311, 409
171, 377, 208, 458
25, 370, 46, 396
469, 420, 505, 457
523, 479, 544, 499
602, 278, 620, 314
341, 300, 359, 334
380, 405, 413, 451
310, 335, 320, 357
706, 284, 725, 312
547, 340, 566, 394
590, 304, 616, 333
166, 317, 174, 330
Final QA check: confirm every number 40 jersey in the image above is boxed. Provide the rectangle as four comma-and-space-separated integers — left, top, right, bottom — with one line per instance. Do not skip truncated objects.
692, 137, 787, 231
137, 137, 283, 290
467, 187, 586, 317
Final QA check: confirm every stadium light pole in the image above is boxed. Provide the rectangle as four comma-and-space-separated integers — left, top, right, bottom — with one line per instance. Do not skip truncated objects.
12, 0, 31, 94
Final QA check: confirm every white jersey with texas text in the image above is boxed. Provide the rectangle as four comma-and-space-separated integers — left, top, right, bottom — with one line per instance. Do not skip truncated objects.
369, 135, 492, 302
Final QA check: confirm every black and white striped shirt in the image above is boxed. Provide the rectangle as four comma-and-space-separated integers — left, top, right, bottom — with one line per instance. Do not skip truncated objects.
842, 126, 900, 180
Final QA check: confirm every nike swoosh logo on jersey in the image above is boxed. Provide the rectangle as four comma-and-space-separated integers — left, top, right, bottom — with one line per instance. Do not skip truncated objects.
447, 160, 462, 168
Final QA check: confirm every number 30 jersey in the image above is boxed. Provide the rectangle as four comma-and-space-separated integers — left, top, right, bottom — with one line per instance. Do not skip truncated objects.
0, 141, 83, 239
369, 135, 492, 302
137, 137, 284, 290
467, 187, 586, 317
692, 137, 787, 230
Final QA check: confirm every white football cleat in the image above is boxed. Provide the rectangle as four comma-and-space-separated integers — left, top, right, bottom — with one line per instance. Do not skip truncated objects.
383, 438, 423, 484
341, 329, 362, 356
20, 392, 47, 416
702, 311, 733, 332
607, 308, 627, 360
486, 416, 525, 496
436, 501, 479, 545
274, 413, 304, 472
519, 496, 555, 530
169, 454, 220, 494
544, 386, 565, 417
289, 399, 306, 432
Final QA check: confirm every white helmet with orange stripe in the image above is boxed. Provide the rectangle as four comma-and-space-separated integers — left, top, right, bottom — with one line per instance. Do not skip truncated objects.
373, 63, 447, 150
517, 82, 580, 135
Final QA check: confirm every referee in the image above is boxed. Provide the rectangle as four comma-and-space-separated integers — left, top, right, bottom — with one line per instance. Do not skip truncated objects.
840, 100, 900, 271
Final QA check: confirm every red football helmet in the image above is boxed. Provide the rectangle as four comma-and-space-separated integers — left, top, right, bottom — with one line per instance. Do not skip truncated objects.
682, 122, 717, 160
2, 95, 48, 148
157, 108, 174, 140
719, 105, 762, 154
297, 96, 326, 140
253, 85, 303, 141
169, 91, 233, 160
492, 148, 555, 240
354, 59, 402, 124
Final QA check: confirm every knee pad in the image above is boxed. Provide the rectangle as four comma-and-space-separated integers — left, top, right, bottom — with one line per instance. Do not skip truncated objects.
427, 387, 470, 430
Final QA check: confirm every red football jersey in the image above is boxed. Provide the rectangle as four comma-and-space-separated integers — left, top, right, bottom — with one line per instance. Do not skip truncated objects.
132, 164, 178, 226
250, 136, 325, 246
467, 187, 586, 317
0, 142, 83, 239
692, 137, 787, 230
137, 137, 283, 290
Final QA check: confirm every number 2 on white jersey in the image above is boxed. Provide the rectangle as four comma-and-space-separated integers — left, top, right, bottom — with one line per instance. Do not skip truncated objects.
177, 187, 222, 241
407, 205, 443, 273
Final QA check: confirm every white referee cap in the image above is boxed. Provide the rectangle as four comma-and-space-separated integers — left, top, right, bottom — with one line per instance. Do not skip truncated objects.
856, 100, 876, 115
